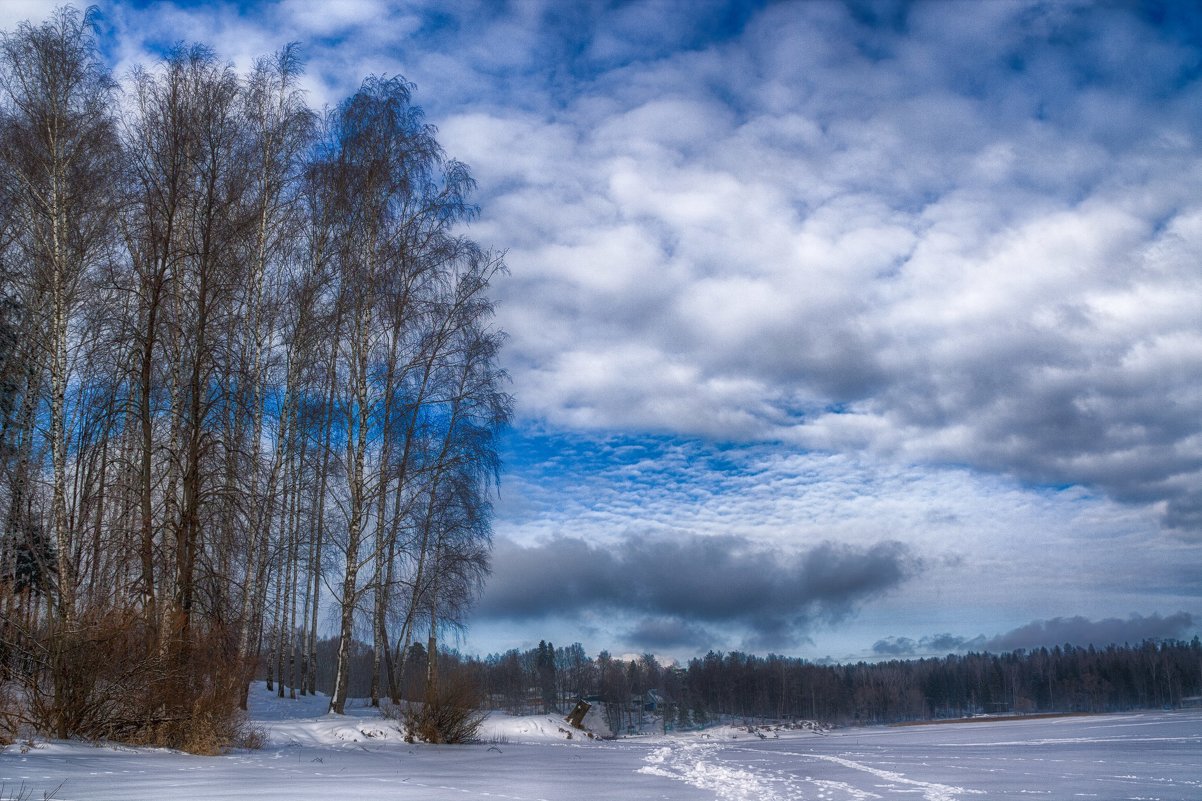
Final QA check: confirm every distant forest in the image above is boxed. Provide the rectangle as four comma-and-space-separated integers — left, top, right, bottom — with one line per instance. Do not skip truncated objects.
315, 637, 1202, 731
0, 7, 508, 750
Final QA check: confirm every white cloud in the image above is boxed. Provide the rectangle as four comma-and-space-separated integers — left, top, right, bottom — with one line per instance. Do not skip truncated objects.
434, 3, 1202, 540
0, 1, 60, 31
276, 0, 406, 39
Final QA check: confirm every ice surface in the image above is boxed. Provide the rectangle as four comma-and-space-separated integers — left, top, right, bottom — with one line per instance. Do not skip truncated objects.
2, 688, 1199, 800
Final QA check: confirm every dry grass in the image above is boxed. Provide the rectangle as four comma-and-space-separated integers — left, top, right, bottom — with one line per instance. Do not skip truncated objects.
0, 782, 60, 801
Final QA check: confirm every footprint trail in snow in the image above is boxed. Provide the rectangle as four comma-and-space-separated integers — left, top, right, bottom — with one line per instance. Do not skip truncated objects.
641, 739, 985, 800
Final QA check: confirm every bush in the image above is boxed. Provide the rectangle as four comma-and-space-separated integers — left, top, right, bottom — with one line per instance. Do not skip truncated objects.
17, 611, 163, 742
0, 683, 22, 746
2, 610, 256, 754
403, 673, 485, 744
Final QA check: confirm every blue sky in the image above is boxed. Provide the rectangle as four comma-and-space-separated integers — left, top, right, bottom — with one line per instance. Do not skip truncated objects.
8, 0, 1201, 662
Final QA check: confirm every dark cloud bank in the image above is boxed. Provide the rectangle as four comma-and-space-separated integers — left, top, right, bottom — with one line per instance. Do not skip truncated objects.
873, 612, 1197, 657
476, 533, 922, 650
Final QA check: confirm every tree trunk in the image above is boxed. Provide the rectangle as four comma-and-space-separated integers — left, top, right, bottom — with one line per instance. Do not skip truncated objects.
329, 301, 372, 715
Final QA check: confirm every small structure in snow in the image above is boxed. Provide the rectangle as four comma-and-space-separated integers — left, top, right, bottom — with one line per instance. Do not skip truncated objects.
566, 699, 591, 729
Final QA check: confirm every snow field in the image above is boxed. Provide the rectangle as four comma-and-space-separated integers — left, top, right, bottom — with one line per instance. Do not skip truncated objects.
1, 686, 1199, 800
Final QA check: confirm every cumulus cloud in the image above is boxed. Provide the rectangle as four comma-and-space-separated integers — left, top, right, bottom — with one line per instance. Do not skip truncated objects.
27, 1, 1196, 541
924, 633, 979, 653
433, 1, 1202, 540
982, 612, 1198, 652
0, 1, 59, 30
871, 636, 917, 657
872, 633, 987, 658
877, 612, 1197, 657
477, 532, 923, 649
624, 617, 717, 651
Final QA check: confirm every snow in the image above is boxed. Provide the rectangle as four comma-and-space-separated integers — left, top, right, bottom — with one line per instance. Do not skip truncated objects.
2, 688, 1200, 800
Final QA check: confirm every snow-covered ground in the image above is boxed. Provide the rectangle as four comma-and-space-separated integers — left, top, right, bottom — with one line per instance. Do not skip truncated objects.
2, 687, 1200, 800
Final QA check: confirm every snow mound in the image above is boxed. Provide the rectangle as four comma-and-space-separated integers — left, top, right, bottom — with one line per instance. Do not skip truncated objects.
247, 685, 404, 749
479, 712, 602, 743
581, 703, 613, 738
248, 687, 611, 747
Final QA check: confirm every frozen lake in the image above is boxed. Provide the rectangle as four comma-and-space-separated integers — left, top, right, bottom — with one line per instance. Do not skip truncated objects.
642, 711, 1202, 799
2, 689, 1199, 800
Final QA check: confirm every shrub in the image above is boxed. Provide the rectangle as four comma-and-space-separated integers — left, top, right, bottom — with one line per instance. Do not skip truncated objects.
16, 611, 163, 742
403, 672, 485, 744
2, 610, 255, 754
0, 684, 21, 746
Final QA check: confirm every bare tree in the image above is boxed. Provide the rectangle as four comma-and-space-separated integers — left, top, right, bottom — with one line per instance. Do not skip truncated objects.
0, 3, 118, 632
321, 75, 510, 715
231, 42, 314, 705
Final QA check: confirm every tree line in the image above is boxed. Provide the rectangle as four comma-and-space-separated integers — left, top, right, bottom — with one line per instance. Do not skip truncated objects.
425, 637, 1202, 730
0, 6, 509, 751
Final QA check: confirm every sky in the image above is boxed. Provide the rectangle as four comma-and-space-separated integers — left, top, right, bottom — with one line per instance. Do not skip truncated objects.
5, 0, 1200, 663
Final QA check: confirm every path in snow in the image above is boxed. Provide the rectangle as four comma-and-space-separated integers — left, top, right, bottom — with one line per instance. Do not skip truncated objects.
639, 738, 981, 801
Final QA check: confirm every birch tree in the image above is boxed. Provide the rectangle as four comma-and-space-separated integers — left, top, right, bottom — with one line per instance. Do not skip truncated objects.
0, 3, 117, 631
233, 42, 314, 704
